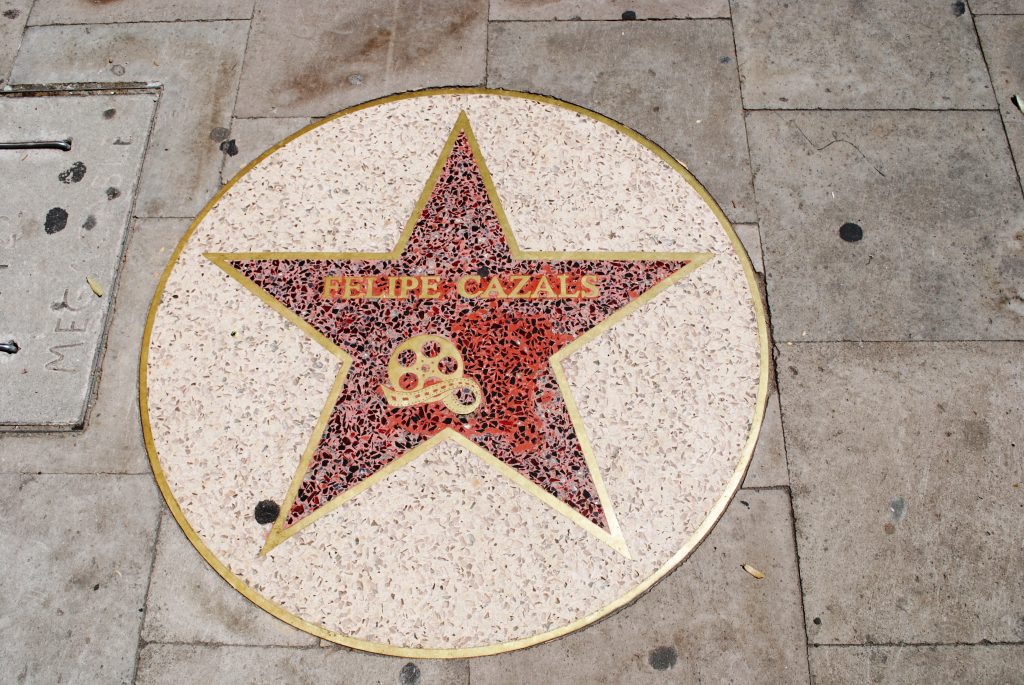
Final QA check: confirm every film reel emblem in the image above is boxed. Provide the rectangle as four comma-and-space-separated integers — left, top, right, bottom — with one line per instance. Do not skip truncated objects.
380, 334, 483, 415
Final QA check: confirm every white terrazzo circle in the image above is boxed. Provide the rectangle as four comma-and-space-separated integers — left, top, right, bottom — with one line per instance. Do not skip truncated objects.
143, 90, 765, 654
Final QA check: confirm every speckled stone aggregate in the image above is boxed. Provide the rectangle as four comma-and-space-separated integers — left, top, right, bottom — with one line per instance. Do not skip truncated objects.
145, 93, 762, 651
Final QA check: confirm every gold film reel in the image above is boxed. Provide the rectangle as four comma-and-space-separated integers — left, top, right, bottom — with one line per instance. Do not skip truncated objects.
380, 334, 482, 414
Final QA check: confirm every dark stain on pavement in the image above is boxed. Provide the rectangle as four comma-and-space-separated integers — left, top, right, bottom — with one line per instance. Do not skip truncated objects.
44, 207, 69, 234
58, 161, 87, 184
648, 645, 677, 671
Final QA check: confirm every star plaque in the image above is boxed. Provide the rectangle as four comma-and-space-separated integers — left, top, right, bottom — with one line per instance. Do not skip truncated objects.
143, 90, 767, 656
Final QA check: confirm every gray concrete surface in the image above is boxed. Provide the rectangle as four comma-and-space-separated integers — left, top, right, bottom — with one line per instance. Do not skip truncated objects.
234, 0, 487, 118
977, 15, 1024, 193
748, 110, 1024, 342
12, 21, 249, 218
0, 474, 161, 684
488, 0, 729, 20
1, 2, 1022, 682
779, 342, 1024, 645
27, 0, 256, 25
136, 644, 470, 685
0, 0, 30, 86
0, 93, 155, 428
487, 19, 757, 223
809, 645, 1024, 684
732, 0, 994, 109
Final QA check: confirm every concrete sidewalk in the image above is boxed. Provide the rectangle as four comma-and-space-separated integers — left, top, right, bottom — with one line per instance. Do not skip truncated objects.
1, 1, 1022, 683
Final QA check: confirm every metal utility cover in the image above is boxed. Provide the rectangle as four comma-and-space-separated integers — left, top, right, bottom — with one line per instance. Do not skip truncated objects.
0, 92, 156, 429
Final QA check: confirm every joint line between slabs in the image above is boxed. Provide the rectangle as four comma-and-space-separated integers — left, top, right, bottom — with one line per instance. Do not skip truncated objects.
969, 8, 1024, 201
486, 17, 732, 24
138, 639, 325, 650
742, 106, 1000, 113
21, 17, 252, 28
776, 339, 1024, 344
219, 10, 257, 185
130, 511, 163, 684
812, 640, 1024, 648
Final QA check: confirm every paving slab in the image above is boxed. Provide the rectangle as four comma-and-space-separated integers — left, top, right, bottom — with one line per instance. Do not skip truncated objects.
0, 473, 161, 683
742, 389, 788, 487
234, 0, 486, 119
0, 218, 187, 473
977, 16, 1024, 194
747, 110, 1024, 342
779, 342, 1024, 644
219, 117, 313, 183
809, 645, 1024, 684
487, 21, 756, 224
0, 92, 156, 429
731, 0, 994, 109
28, 0, 255, 25
733, 222, 763, 274
0, 0, 31, 86
136, 643, 469, 684
143, 513, 317, 646
970, 0, 1024, 12
11, 21, 249, 218
489, 0, 728, 20
469, 490, 808, 684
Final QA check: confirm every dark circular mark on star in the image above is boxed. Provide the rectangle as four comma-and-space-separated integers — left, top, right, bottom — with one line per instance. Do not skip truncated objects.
649, 645, 678, 671
58, 161, 87, 184
839, 222, 863, 242
44, 207, 68, 234
106, 187, 121, 201
399, 663, 421, 685
621, 10, 637, 20
254, 499, 280, 524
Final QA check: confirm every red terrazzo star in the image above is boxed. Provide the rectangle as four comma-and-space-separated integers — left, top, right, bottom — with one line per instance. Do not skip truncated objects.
208, 113, 710, 556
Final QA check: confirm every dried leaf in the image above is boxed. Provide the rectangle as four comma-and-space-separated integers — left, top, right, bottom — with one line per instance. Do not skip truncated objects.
1012, 95, 1024, 115
86, 275, 105, 297
742, 563, 765, 580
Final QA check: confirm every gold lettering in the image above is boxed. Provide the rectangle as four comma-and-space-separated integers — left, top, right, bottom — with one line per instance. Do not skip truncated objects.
395, 276, 419, 298
456, 275, 481, 297
342, 277, 364, 299
580, 274, 600, 298
367, 276, 387, 299
531, 275, 556, 298
420, 275, 441, 298
507, 275, 531, 298
481, 277, 509, 298
556, 274, 577, 298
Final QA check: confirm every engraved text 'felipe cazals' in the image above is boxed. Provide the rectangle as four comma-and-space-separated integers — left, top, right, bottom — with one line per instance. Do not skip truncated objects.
322, 273, 602, 300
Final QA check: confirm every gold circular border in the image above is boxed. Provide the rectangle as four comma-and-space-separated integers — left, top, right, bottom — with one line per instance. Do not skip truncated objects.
140, 87, 770, 658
